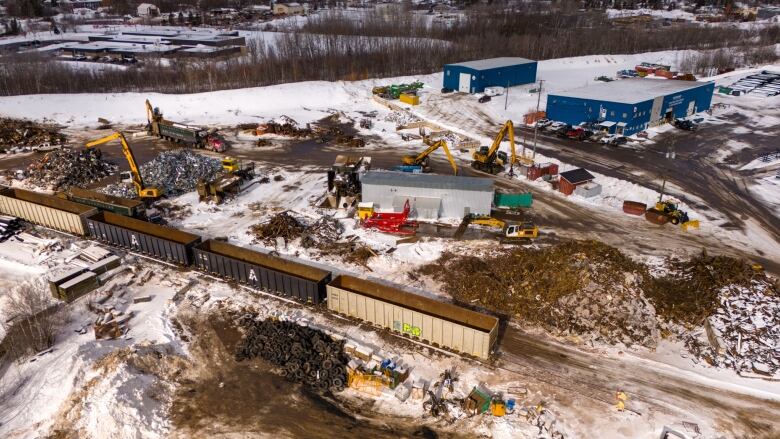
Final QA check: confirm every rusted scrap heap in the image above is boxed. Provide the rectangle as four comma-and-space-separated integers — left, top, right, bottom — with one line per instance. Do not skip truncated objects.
250, 211, 306, 243
257, 122, 312, 138
0, 118, 66, 149
27, 148, 118, 190
235, 315, 348, 392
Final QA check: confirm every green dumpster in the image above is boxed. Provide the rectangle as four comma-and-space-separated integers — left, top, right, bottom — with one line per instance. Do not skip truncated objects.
494, 192, 533, 208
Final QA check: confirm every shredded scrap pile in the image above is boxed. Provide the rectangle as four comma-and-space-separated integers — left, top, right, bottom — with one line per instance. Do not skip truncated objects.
256, 121, 312, 138
235, 315, 348, 392
0, 118, 66, 150
417, 240, 659, 347
250, 211, 306, 244
658, 252, 780, 376
27, 148, 118, 190
102, 150, 222, 197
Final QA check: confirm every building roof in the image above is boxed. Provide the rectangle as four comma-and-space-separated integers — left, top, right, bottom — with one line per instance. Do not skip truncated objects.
362, 171, 494, 192
550, 78, 714, 105
446, 57, 536, 71
559, 168, 595, 185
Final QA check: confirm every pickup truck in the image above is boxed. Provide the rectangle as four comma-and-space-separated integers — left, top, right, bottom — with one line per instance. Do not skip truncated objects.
565, 127, 593, 141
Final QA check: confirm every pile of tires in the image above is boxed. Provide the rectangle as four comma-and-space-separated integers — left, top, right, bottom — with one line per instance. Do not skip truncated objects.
235, 315, 348, 392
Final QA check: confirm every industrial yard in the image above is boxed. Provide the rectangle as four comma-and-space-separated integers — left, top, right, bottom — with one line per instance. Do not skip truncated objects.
1, 3, 780, 439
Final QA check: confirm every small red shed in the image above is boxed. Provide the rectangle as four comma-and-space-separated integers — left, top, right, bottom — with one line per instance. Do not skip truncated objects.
559, 168, 595, 196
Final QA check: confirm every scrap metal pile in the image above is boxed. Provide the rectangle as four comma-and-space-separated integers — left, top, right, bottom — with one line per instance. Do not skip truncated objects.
102, 150, 222, 197
0, 215, 21, 242
256, 121, 312, 138
0, 118, 66, 151
250, 212, 345, 250
235, 315, 348, 392
27, 148, 118, 190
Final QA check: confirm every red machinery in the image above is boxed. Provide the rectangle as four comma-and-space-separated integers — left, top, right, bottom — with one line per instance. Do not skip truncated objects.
361, 200, 418, 235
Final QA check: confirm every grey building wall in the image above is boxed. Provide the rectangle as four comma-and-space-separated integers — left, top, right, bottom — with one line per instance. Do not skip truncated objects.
361, 183, 492, 219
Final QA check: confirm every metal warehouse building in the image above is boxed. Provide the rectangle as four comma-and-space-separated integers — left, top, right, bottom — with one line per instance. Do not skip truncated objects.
443, 57, 537, 94
361, 171, 494, 219
545, 79, 715, 136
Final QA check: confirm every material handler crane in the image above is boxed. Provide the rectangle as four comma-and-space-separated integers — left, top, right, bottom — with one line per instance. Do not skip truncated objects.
472, 120, 517, 174
85, 132, 161, 199
399, 139, 458, 175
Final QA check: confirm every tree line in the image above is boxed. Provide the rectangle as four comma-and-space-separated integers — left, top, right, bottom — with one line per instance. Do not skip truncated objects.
0, 7, 777, 95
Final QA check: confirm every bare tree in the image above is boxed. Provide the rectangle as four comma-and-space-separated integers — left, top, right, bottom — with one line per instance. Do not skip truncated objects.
0, 281, 63, 363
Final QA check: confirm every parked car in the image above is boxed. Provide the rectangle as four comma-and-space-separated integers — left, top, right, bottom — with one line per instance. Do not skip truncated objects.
478, 95, 491, 103
609, 136, 628, 146
535, 118, 552, 128
548, 121, 567, 132
73, 55, 87, 61
566, 127, 592, 141
600, 134, 618, 144
484, 86, 505, 97
673, 118, 698, 131
555, 124, 573, 138
589, 131, 607, 142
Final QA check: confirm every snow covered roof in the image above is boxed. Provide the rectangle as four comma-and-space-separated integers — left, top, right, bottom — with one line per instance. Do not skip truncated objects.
551, 78, 714, 105
361, 171, 494, 192
446, 57, 536, 71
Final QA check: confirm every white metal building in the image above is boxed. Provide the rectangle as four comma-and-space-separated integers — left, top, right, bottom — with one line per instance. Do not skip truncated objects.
360, 171, 494, 219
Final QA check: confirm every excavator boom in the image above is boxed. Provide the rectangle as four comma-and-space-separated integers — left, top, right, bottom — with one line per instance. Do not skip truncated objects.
401, 139, 458, 175
86, 132, 160, 199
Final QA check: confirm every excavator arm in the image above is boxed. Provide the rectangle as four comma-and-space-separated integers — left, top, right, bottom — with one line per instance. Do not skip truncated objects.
486, 120, 515, 162
402, 139, 458, 175
86, 132, 160, 199
145, 99, 155, 124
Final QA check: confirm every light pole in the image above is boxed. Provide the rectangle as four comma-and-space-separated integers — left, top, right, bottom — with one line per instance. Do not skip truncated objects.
531, 79, 544, 160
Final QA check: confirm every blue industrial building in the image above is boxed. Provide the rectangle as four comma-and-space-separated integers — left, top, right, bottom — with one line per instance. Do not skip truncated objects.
545, 79, 715, 136
443, 57, 537, 94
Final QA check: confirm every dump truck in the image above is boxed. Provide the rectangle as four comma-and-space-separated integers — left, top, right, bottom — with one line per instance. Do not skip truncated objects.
146, 99, 227, 152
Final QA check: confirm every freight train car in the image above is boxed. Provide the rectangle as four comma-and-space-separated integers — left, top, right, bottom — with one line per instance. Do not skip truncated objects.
65, 188, 145, 218
85, 211, 200, 265
327, 275, 498, 359
0, 186, 97, 235
193, 239, 331, 304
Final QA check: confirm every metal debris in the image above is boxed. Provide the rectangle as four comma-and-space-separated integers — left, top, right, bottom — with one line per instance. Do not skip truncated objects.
26, 148, 118, 190
0, 118, 66, 151
102, 150, 222, 197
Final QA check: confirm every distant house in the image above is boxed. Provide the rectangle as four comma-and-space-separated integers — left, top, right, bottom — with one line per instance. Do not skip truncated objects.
58, 0, 102, 10
273, 2, 304, 15
137, 3, 159, 17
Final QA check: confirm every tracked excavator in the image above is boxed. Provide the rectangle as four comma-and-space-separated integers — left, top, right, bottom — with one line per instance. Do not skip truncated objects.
397, 139, 458, 175
85, 132, 161, 199
471, 120, 517, 174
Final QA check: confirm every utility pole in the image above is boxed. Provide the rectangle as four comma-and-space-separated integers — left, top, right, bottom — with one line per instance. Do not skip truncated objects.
531, 79, 544, 160
504, 80, 510, 111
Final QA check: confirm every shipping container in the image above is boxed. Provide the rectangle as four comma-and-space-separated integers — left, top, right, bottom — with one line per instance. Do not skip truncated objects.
0, 186, 97, 235
56, 271, 98, 302
193, 239, 331, 304
622, 200, 647, 216
85, 211, 200, 265
327, 275, 498, 359
66, 188, 144, 218
493, 192, 533, 208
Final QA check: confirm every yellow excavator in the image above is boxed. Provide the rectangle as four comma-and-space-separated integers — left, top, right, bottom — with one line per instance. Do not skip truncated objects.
86, 132, 161, 199
472, 120, 517, 174
398, 139, 458, 175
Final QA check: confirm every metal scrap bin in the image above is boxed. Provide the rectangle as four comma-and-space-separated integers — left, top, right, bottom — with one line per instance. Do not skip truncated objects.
88, 255, 121, 275
57, 271, 98, 302
622, 200, 647, 216
193, 239, 331, 304
399, 93, 420, 105
493, 192, 532, 208
85, 211, 201, 265
48, 266, 88, 298
0, 186, 97, 235
326, 275, 498, 359
67, 188, 144, 218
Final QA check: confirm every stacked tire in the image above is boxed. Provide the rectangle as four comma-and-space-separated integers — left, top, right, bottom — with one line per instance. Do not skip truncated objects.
235, 315, 348, 393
